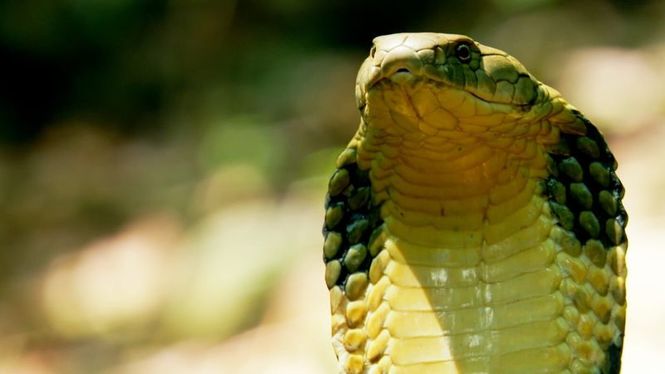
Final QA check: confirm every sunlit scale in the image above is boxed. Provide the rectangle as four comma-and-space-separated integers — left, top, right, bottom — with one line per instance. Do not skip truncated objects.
323, 33, 627, 373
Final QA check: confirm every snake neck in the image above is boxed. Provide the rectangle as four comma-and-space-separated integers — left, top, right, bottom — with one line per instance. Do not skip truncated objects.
352, 117, 557, 248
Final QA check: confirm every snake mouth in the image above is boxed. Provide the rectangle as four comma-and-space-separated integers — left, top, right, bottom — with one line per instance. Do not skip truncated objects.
387, 69, 419, 86
368, 67, 517, 105
362, 67, 537, 133
360, 73, 533, 138
368, 72, 506, 109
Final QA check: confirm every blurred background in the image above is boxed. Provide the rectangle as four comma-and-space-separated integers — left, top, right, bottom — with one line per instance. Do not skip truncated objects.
0, 0, 663, 373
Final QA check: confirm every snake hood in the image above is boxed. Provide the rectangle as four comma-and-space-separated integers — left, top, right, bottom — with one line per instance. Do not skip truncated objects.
324, 32, 627, 374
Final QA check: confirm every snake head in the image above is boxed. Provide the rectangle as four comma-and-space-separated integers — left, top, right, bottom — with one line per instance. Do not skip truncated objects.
355, 33, 554, 135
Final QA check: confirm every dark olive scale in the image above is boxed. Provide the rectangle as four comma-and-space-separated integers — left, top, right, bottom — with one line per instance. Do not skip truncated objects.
576, 137, 601, 158
346, 218, 370, 244
589, 162, 610, 187
328, 169, 351, 197
343, 244, 368, 272
579, 211, 601, 238
546, 179, 567, 204
323, 232, 343, 260
324, 202, 345, 229
605, 218, 625, 246
550, 202, 575, 230
348, 186, 371, 211
545, 113, 628, 249
570, 183, 592, 209
325, 260, 342, 289
598, 190, 618, 216
558, 157, 584, 182
322, 148, 385, 289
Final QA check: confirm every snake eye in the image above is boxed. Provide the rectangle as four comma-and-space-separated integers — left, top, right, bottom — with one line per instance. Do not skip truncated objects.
455, 43, 472, 63
370, 45, 376, 58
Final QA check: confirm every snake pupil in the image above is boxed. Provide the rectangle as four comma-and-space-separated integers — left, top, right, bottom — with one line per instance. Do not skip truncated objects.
455, 43, 472, 63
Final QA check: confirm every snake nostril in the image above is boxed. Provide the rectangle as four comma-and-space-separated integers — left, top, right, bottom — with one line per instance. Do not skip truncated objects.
395, 68, 411, 74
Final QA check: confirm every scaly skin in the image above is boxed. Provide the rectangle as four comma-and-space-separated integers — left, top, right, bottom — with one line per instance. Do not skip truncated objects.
323, 33, 627, 374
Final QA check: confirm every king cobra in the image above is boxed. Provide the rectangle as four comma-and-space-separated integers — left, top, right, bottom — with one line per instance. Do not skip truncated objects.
322, 33, 627, 373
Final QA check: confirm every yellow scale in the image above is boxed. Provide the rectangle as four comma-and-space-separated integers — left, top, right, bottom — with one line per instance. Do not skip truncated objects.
323, 33, 627, 374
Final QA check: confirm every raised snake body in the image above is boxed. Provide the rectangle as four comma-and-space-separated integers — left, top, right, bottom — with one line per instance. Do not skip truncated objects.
322, 33, 627, 373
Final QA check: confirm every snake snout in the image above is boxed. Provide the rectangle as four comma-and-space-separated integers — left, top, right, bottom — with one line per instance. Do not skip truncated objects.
380, 45, 423, 82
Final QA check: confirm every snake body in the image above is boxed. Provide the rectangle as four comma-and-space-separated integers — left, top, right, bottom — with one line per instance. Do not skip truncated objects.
323, 33, 627, 373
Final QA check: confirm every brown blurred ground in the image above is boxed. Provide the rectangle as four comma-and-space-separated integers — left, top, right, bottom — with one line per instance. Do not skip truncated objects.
0, 1, 664, 373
